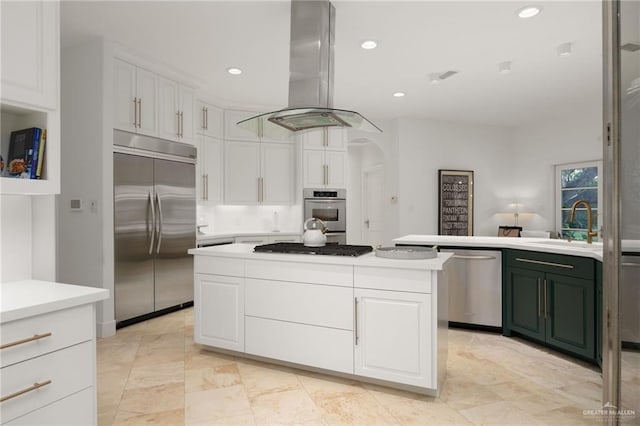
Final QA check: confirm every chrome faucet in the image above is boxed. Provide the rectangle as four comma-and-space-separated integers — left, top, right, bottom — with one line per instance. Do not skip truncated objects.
569, 199, 598, 244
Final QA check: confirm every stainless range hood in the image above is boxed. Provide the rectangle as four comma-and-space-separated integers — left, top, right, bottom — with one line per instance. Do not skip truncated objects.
238, 0, 382, 138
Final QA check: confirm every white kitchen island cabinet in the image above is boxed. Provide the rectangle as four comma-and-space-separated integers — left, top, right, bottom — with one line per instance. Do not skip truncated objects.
189, 244, 451, 395
0, 280, 108, 425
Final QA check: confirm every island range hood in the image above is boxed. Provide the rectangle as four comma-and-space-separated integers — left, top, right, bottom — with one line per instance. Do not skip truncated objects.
238, 0, 382, 138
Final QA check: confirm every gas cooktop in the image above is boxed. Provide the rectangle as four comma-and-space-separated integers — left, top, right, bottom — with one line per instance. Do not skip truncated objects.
254, 242, 373, 257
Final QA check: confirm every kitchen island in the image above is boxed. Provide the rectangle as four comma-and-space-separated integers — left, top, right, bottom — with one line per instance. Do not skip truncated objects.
188, 243, 453, 396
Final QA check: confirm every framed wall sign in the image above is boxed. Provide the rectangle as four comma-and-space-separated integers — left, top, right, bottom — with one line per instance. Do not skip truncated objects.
438, 169, 474, 236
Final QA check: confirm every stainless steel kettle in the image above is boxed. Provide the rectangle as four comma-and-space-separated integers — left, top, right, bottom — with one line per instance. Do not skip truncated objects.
303, 217, 327, 247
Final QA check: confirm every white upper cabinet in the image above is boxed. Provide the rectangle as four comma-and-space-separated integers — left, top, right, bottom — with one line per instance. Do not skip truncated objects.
157, 78, 195, 144
1, 0, 58, 110
302, 128, 346, 151
224, 109, 260, 142
0, 0, 60, 195
224, 140, 294, 205
197, 134, 223, 203
196, 101, 223, 138
301, 128, 348, 188
113, 59, 157, 136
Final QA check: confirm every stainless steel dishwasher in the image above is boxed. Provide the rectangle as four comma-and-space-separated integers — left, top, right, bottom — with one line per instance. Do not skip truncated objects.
440, 248, 502, 331
620, 254, 640, 348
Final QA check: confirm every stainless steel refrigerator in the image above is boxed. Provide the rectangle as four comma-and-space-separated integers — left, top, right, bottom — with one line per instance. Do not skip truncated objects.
114, 130, 196, 326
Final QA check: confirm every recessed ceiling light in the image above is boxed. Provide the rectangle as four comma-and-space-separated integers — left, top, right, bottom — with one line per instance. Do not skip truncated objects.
361, 40, 377, 50
392, 92, 405, 97
516, 5, 542, 18
557, 42, 573, 56
498, 61, 512, 74
226, 67, 243, 75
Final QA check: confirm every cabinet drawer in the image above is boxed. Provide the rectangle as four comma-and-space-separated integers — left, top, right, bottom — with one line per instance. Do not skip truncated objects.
505, 249, 594, 279
195, 256, 244, 277
0, 341, 94, 423
354, 266, 432, 293
245, 279, 352, 330
0, 304, 93, 368
6, 387, 94, 425
246, 259, 352, 287
245, 316, 353, 374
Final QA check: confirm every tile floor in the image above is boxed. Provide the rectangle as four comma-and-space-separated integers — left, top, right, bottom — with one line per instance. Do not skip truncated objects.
96, 308, 635, 425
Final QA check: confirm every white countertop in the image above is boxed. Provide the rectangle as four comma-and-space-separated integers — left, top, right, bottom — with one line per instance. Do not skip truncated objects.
1, 280, 109, 323
189, 244, 452, 271
392, 235, 607, 260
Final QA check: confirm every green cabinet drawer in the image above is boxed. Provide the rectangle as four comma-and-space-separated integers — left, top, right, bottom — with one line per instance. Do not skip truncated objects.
505, 249, 595, 280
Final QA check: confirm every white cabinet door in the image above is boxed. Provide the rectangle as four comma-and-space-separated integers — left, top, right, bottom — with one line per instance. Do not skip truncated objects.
196, 101, 223, 138
113, 59, 137, 132
354, 288, 433, 388
179, 84, 195, 144
326, 151, 347, 188
261, 142, 294, 204
195, 274, 244, 352
302, 129, 325, 149
326, 128, 346, 151
303, 150, 326, 188
0, 0, 58, 110
198, 135, 223, 203
135, 67, 158, 136
157, 77, 179, 140
224, 109, 260, 141
224, 141, 260, 204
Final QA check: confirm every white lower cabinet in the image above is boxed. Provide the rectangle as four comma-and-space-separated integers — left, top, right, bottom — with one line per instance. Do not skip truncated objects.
354, 288, 433, 388
0, 304, 98, 425
194, 273, 244, 351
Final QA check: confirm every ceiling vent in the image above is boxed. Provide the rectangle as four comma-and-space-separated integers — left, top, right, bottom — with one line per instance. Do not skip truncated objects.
438, 70, 459, 80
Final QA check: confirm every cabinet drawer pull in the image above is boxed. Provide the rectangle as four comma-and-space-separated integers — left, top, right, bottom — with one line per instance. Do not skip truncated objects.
515, 257, 574, 269
354, 297, 359, 345
0, 332, 52, 350
621, 262, 640, 267
137, 98, 142, 128
0, 380, 52, 403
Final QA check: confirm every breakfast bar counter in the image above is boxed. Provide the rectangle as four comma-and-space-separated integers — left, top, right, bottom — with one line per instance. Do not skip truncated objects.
188, 244, 453, 395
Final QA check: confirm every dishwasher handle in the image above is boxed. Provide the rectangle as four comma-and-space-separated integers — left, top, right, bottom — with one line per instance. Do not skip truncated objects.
452, 254, 497, 260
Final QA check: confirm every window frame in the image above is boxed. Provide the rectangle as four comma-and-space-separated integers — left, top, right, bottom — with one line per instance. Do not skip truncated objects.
554, 160, 603, 240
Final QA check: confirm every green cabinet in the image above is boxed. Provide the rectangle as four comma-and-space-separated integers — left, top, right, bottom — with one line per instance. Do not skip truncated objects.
596, 261, 602, 367
504, 249, 596, 362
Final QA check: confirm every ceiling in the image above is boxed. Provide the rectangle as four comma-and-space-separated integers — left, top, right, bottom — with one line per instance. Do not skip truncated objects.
60, 1, 603, 128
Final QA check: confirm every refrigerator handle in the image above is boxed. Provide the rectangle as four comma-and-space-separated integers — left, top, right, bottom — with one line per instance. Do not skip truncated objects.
155, 191, 163, 254
148, 189, 156, 255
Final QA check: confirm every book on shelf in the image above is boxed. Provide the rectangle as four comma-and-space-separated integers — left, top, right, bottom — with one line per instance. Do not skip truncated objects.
5, 127, 45, 179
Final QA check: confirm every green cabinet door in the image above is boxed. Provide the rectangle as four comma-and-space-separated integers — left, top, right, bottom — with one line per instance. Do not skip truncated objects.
595, 261, 602, 366
545, 273, 595, 359
506, 267, 545, 341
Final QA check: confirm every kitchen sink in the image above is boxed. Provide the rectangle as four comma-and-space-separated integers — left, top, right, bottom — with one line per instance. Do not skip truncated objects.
530, 240, 603, 250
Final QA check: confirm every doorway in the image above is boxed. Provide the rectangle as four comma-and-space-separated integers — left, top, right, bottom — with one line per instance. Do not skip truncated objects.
362, 165, 384, 247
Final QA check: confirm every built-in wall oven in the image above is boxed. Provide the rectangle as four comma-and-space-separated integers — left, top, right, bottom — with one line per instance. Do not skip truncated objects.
303, 188, 346, 244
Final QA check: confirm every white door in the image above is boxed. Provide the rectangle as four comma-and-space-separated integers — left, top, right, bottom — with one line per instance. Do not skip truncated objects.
325, 128, 346, 150
224, 141, 260, 204
354, 288, 432, 388
179, 85, 195, 144
195, 274, 244, 351
302, 129, 325, 149
135, 67, 158, 136
363, 166, 384, 247
326, 151, 347, 188
157, 77, 179, 140
261, 143, 294, 204
113, 59, 137, 132
303, 150, 326, 188
201, 135, 222, 203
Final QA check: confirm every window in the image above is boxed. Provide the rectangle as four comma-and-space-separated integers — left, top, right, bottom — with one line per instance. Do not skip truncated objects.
555, 161, 602, 241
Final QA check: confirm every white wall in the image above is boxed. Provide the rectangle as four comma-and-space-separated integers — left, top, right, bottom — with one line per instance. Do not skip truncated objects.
198, 204, 303, 234
512, 106, 603, 232
57, 39, 115, 336
393, 118, 517, 237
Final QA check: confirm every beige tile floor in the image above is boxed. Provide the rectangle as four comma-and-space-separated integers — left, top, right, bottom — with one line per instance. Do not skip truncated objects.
97, 308, 635, 425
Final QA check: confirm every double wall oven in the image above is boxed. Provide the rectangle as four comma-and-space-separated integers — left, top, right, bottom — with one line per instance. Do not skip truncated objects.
303, 188, 346, 244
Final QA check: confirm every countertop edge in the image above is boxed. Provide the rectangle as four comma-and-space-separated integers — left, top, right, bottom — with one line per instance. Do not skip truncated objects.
1, 280, 109, 324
